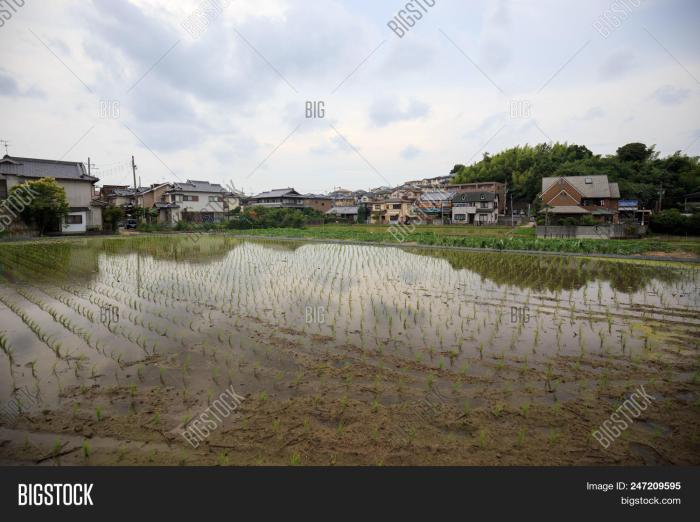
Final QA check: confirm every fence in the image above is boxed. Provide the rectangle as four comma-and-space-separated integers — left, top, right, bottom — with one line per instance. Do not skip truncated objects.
536, 224, 646, 239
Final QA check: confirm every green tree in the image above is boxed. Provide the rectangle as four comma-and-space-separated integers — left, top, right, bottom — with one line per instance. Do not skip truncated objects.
103, 205, 124, 233
450, 141, 699, 209
10, 177, 69, 235
616, 143, 657, 163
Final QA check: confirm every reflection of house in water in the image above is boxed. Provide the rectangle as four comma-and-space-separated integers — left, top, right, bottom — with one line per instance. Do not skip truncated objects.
100, 236, 244, 264
0, 240, 100, 284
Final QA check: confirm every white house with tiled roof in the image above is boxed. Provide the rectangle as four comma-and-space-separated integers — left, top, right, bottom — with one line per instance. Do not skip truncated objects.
164, 180, 240, 223
0, 154, 102, 233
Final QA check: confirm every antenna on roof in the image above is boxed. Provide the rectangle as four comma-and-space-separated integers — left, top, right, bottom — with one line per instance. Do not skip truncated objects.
0, 140, 9, 155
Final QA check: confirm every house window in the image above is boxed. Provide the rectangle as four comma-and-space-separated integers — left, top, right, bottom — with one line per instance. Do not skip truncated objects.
183, 195, 199, 202
454, 214, 466, 221
209, 196, 222, 202
392, 204, 401, 209
66, 214, 83, 225
0, 179, 7, 199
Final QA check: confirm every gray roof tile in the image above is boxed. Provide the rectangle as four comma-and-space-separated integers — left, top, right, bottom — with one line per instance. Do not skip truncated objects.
0, 155, 98, 182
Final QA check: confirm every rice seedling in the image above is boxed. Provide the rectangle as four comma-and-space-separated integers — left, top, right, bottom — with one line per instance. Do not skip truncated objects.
82, 440, 91, 459
478, 429, 488, 448
520, 402, 530, 417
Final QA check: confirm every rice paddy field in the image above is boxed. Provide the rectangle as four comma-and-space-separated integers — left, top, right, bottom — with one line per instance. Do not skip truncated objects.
0, 235, 698, 465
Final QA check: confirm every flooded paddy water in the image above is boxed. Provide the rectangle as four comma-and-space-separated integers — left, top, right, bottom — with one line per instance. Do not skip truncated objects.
0, 235, 698, 465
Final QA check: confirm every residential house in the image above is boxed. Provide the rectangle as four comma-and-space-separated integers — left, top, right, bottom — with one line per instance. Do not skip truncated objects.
370, 199, 415, 225
104, 186, 146, 210
617, 199, 651, 225
369, 187, 393, 201
165, 180, 239, 223
352, 190, 370, 202
389, 185, 421, 201
452, 191, 500, 225
447, 182, 506, 214
0, 154, 102, 233
326, 206, 359, 222
246, 188, 306, 209
303, 194, 333, 213
133, 183, 178, 224
413, 190, 455, 224
327, 188, 356, 207
404, 175, 451, 189
540, 175, 620, 224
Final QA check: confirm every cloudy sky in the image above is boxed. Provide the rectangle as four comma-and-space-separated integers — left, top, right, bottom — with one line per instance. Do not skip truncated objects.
1, 0, 699, 194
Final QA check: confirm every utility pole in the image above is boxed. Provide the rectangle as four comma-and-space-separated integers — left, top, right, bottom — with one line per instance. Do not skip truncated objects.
510, 191, 514, 227
87, 157, 98, 177
657, 183, 665, 213
131, 155, 137, 190
0, 140, 9, 155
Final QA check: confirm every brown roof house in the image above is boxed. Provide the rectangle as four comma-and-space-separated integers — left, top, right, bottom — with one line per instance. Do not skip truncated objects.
540, 175, 620, 224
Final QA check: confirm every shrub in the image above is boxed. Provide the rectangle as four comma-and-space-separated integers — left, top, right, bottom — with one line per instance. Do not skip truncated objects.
9, 178, 69, 235
649, 209, 700, 235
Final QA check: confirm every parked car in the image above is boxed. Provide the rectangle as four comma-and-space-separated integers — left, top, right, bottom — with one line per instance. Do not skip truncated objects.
125, 219, 138, 229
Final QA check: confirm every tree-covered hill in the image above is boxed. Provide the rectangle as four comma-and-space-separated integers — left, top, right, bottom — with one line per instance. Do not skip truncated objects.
450, 142, 700, 210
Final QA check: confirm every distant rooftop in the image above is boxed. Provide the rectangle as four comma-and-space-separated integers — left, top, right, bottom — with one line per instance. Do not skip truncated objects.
250, 188, 303, 199
169, 180, 229, 194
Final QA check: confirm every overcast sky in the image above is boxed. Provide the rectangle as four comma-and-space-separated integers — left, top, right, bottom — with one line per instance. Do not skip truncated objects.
1, 0, 699, 194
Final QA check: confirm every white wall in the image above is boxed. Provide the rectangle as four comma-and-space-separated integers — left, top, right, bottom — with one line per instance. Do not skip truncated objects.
62, 211, 87, 233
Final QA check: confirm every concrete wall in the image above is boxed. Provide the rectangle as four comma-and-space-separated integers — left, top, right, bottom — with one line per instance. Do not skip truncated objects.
536, 224, 646, 239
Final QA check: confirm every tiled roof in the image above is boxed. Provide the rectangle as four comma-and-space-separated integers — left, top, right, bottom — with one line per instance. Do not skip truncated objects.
250, 188, 303, 199
542, 175, 619, 199
0, 155, 98, 182
169, 180, 228, 194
